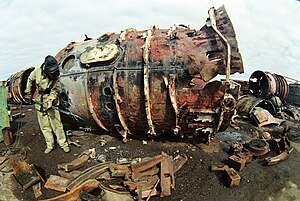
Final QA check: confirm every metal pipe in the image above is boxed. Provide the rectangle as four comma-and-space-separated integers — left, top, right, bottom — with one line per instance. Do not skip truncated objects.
208, 7, 231, 84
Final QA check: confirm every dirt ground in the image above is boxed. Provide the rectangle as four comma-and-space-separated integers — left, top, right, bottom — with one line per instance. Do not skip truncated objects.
1, 104, 300, 201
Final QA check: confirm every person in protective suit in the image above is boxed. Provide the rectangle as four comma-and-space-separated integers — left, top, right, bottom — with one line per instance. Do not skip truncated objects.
24, 55, 70, 154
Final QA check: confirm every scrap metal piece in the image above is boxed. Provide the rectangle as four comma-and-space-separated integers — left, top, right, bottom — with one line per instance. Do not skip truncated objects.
131, 166, 159, 182
244, 139, 270, 156
224, 168, 240, 188
160, 155, 174, 197
124, 175, 160, 191
236, 152, 253, 164
9, 156, 44, 191
99, 181, 134, 201
229, 142, 244, 155
109, 163, 130, 178
67, 163, 110, 190
41, 179, 100, 201
58, 170, 82, 179
268, 126, 291, 153
131, 155, 164, 173
236, 94, 276, 117
265, 148, 294, 166
210, 164, 229, 172
44, 175, 70, 192
32, 182, 43, 198
57, 151, 90, 172
228, 155, 246, 171
173, 155, 188, 174
250, 107, 285, 127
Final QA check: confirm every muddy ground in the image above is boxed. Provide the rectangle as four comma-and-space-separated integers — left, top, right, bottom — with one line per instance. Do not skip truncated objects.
1, 105, 300, 201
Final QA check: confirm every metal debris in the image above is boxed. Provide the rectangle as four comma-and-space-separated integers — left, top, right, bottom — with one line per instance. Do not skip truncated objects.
224, 168, 240, 188
44, 175, 70, 192
32, 182, 43, 198
236, 94, 276, 118
41, 179, 100, 201
67, 163, 110, 190
250, 107, 285, 127
228, 155, 246, 171
210, 164, 229, 172
57, 150, 91, 172
265, 148, 294, 166
58, 170, 82, 179
244, 139, 270, 156
9, 156, 45, 191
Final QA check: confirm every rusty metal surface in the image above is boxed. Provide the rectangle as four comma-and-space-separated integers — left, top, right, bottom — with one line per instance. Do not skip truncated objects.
224, 168, 240, 188
236, 94, 276, 117
54, 6, 243, 140
9, 156, 44, 190
42, 179, 100, 201
265, 148, 293, 166
44, 175, 70, 192
57, 152, 90, 172
228, 155, 246, 171
67, 163, 110, 190
250, 107, 285, 127
131, 155, 164, 173
249, 70, 289, 101
160, 154, 174, 197
6, 67, 35, 104
244, 139, 270, 156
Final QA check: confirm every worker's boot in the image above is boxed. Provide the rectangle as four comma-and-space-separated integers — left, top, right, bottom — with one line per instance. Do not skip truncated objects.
44, 147, 53, 154
63, 146, 70, 153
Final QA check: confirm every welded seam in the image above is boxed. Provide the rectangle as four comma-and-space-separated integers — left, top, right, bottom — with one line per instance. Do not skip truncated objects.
112, 68, 130, 140
84, 72, 108, 131
142, 27, 156, 136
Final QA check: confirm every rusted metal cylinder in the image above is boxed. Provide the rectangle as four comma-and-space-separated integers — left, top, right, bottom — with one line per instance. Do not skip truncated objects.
249, 70, 289, 101
55, 6, 243, 139
6, 67, 35, 104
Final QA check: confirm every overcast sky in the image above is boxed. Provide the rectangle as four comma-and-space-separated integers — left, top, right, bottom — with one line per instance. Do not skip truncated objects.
0, 0, 299, 82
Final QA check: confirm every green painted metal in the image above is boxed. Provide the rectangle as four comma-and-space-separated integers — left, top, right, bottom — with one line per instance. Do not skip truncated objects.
0, 81, 10, 142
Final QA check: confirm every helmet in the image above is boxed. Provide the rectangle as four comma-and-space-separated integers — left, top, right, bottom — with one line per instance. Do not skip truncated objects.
44, 55, 60, 79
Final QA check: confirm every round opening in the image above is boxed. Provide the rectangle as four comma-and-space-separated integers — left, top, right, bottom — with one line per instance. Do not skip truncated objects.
103, 87, 112, 96
62, 55, 75, 70
106, 102, 114, 111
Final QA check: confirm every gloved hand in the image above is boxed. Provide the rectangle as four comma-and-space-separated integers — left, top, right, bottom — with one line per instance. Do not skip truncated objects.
43, 100, 53, 111
24, 93, 33, 104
